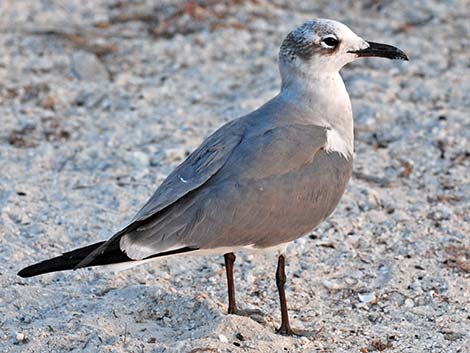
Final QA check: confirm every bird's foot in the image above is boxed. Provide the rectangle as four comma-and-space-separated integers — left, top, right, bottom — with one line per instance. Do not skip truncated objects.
276, 325, 315, 337
228, 307, 265, 323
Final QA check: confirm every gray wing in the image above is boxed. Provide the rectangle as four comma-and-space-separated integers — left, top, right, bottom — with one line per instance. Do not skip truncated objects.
119, 123, 339, 259
132, 118, 246, 222
76, 117, 247, 267
194, 146, 353, 250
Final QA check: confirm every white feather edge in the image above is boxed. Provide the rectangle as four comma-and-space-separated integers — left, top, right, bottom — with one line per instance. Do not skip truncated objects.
100, 242, 290, 272
324, 128, 353, 159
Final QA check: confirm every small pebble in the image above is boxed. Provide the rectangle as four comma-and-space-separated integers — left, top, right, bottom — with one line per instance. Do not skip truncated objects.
16, 333, 26, 343
404, 298, 415, 308
235, 332, 245, 341
127, 151, 150, 168
322, 279, 344, 290
71, 51, 110, 82
358, 292, 376, 303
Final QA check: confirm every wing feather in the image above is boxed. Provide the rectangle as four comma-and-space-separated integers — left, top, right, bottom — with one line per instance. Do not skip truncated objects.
119, 123, 332, 259
76, 118, 246, 267
133, 118, 245, 222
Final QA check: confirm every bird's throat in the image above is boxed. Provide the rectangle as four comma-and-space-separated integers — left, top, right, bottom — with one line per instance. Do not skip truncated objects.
281, 73, 354, 156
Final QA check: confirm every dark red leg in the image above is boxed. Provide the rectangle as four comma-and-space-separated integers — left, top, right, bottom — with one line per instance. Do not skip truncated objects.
276, 254, 295, 335
224, 252, 238, 314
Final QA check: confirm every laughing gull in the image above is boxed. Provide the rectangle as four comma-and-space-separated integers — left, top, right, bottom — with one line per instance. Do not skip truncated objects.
18, 19, 408, 335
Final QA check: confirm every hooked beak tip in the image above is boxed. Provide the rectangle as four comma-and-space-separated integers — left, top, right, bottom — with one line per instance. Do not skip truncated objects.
349, 41, 409, 61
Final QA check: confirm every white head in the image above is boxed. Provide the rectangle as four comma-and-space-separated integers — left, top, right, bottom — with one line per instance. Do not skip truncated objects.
279, 19, 408, 88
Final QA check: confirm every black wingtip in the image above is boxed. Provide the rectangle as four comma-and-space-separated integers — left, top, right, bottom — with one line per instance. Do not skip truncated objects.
17, 244, 200, 278
17, 262, 60, 278
17, 258, 75, 278
17, 268, 30, 278
16, 241, 107, 278
17, 267, 49, 278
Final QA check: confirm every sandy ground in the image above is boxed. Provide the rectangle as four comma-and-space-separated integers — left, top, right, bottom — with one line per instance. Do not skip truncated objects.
0, 0, 469, 352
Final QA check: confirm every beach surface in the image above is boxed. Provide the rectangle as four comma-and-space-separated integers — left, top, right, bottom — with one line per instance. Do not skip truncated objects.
0, 1, 468, 352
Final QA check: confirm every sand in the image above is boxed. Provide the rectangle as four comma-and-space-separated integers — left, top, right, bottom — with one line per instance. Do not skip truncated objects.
0, 0, 468, 352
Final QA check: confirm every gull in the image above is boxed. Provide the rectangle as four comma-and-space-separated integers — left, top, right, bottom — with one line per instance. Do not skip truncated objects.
18, 19, 408, 335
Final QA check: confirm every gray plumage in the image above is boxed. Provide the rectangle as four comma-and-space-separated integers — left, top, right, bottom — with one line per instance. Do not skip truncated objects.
75, 19, 403, 266
120, 100, 353, 259
78, 90, 353, 264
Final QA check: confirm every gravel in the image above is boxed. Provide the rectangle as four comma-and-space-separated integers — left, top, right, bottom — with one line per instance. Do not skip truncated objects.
1, 0, 469, 352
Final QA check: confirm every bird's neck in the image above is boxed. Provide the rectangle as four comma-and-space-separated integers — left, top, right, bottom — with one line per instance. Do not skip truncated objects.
280, 72, 354, 156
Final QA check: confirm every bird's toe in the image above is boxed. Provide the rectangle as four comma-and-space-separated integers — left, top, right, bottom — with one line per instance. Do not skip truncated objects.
276, 326, 315, 337
229, 307, 266, 323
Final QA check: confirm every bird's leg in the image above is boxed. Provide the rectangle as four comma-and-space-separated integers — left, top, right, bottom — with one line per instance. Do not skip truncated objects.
224, 252, 238, 314
276, 254, 294, 335
223, 252, 264, 321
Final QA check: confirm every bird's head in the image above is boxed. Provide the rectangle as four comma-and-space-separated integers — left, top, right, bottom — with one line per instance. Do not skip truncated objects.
279, 19, 408, 87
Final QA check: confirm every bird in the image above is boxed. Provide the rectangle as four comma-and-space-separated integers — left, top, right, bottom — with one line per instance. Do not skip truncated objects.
18, 19, 408, 336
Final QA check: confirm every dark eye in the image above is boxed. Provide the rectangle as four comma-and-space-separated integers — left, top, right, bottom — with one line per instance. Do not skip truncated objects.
322, 36, 339, 48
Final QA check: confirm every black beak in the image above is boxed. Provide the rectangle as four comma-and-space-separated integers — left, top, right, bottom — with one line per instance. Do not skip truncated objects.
349, 41, 408, 61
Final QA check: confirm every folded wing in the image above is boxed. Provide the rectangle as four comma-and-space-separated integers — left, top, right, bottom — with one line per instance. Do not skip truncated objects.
119, 123, 333, 259
76, 118, 247, 267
